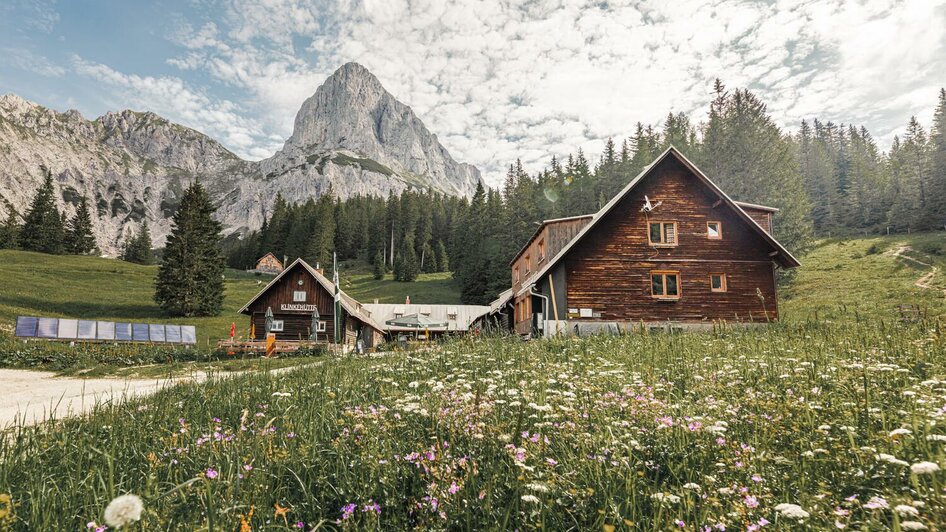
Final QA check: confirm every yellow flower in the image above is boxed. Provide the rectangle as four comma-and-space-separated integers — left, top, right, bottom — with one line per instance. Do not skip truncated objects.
603, 525, 616, 532
274, 502, 290, 524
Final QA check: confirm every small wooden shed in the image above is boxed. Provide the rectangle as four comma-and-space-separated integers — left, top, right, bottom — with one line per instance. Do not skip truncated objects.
253, 252, 284, 274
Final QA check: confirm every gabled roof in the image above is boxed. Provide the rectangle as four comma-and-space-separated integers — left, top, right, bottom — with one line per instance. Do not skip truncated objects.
238, 258, 384, 332
514, 146, 801, 297
363, 303, 490, 332
488, 288, 514, 314
256, 252, 283, 266
509, 214, 594, 266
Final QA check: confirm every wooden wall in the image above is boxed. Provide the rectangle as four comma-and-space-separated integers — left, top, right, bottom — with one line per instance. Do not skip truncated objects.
564, 157, 780, 322
739, 207, 773, 234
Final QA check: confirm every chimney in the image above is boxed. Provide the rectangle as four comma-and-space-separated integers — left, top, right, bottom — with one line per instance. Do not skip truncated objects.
405, 295, 410, 305
373, 298, 379, 304
314, 262, 324, 276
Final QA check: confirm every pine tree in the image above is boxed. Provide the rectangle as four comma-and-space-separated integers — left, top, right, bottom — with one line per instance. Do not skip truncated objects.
394, 232, 419, 282
436, 239, 449, 272
154, 181, 225, 317
372, 250, 385, 280
19, 167, 65, 254
121, 220, 152, 264
65, 196, 96, 255
421, 241, 438, 273
928, 88, 946, 228
0, 202, 20, 249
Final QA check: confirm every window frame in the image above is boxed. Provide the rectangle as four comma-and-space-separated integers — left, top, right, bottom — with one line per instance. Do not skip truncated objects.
524, 254, 532, 275
647, 221, 678, 247
707, 221, 723, 240
710, 273, 727, 292
316, 321, 327, 332
514, 266, 520, 283
537, 239, 546, 261
650, 270, 682, 300
292, 290, 307, 302
270, 320, 285, 332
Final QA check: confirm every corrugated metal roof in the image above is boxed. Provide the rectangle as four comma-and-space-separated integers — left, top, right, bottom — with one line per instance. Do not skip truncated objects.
363, 303, 490, 332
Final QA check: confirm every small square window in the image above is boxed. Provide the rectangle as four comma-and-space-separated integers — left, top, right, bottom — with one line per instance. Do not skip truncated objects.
270, 320, 284, 332
651, 271, 681, 299
293, 290, 307, 302
707, 221, 722, 239
316, 321, 326, 332
711, 273, 727, 292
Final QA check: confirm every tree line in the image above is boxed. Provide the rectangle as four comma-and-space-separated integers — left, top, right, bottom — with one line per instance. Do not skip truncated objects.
0, 168, 96, 255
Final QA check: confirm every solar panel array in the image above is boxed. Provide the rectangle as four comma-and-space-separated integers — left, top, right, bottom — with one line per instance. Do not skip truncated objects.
14, 316, 197, 344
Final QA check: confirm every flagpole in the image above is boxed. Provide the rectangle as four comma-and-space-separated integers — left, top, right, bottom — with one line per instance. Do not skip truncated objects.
333, 252, 341, 350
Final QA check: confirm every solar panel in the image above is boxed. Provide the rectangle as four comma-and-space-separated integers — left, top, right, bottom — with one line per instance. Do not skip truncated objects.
58, 319, 79, 339
77, 320, 97, 340
181, 325, 197, 344
149, 324, 166, 342
37, 318, 59, 338
15, 316, 38, 337
165, 325, 182, 343
132, 323, 150, 342
97, 321, 116, 340
115, 322, 133, 341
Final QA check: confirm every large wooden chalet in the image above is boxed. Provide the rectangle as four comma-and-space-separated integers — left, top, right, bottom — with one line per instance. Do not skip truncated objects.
507, 146, 800, 337
238, 258, 385, 348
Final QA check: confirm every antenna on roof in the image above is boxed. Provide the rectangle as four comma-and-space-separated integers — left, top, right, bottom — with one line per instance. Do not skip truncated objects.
641, 195, 662, 213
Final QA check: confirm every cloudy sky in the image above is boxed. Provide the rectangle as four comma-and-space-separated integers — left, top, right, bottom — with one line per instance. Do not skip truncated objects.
1, 0, 944, 185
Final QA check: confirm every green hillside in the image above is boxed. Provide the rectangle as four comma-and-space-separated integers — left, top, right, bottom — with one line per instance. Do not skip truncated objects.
0, 232, 942, 347
0, 251, 460, 345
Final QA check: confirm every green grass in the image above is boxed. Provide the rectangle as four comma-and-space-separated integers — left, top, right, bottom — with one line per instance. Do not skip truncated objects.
1, 319, 945, 529
781, 232, 946, 322
0, 251, 462, 347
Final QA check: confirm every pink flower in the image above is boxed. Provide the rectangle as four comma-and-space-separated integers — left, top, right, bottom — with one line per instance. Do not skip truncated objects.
675, 519, 685, 527
205, 468, 218, 479
751, 474, 762, 483
744, 495, 759, 508
448, 482, 460, 495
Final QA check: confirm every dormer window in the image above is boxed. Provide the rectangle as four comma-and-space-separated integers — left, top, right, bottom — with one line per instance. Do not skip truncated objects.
648, 222, 677, 246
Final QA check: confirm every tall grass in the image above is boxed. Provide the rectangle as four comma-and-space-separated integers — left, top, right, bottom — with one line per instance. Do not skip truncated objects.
1, 316, 944, 529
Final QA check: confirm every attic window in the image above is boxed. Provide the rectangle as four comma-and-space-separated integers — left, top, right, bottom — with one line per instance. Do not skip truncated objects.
707, 221, 722, 239
648, 222, 677, 246
524, 254, 531, 274
293, 290, 307, 302
514, 267, 520, 283
538, 239, 546, 261
651, 271, 681, 300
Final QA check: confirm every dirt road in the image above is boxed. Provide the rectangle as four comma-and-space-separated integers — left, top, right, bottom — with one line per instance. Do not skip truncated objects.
0, 369, 192, 427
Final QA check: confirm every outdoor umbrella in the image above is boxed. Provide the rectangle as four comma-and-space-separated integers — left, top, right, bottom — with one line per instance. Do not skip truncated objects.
309, 308, 320, 341
265, 307, 274, 334
385, 313, 448, 329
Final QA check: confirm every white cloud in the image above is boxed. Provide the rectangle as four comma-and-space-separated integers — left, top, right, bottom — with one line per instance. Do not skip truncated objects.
155, 0, 946, 185
2, 47, 66, 77
71, 56, 280, 159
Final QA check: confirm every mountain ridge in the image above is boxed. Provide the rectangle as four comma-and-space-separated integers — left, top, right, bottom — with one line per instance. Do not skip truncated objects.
0, 63, 482, 255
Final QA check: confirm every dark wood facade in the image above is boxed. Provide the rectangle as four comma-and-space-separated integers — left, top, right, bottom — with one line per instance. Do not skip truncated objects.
240, 259, 383, 348
510, 147, 799, 336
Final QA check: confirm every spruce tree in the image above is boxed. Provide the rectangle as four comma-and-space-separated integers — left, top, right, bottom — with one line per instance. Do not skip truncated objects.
928, 88, 946, 228
394, 232, 419, 282
154, 181, 225, 317
19, 168, 65, 254
121, 220, 152, 264
421, 241, 438, 273
372, 250, 385, 280
0, 202, 20, 250
436, 240, 450, 272
66, 196, 96, 254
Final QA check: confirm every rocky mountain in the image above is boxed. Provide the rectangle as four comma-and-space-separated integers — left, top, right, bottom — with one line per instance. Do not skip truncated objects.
0, 63, 482, 255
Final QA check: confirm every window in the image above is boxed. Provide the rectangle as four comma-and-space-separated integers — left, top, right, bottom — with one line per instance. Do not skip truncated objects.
710, 273, 727, 292
447, 307, 458, 320
525, 255, 531, 274
270, 320, 284, 332
538, 239, 546, 261
651, 271, 681, 299
707, 221, 722, 240
293, 290, 307, 302
648, 222, 677, 246
316, 321, 326, 332
514, 267, 520, 283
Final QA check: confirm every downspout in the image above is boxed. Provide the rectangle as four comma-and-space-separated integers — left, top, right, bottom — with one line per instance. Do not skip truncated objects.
528, 285, 550, 339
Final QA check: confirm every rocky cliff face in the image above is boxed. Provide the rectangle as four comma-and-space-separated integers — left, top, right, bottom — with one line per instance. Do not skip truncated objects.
0, 63, 481, 255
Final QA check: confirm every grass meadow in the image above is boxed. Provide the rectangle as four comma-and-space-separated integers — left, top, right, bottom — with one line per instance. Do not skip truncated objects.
0, 233, 944, 529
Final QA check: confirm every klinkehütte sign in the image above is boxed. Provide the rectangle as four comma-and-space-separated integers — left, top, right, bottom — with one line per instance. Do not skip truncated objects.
280, 303, 318, 312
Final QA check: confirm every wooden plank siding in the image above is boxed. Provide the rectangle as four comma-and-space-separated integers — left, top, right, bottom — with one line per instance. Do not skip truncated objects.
564, 156, 780, 323
739, 207, 773, 234
246, 266, 339, 341
511, 217, 591, 294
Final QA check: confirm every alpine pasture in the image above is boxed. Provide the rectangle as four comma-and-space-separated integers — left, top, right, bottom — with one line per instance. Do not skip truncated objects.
0, 234, 945, 530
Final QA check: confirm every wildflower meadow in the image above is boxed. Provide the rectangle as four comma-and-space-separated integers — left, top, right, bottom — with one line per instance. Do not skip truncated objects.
1, 316, 945, 530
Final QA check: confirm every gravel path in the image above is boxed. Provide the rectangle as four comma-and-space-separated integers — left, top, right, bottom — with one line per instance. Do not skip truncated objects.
0, 369, 195, 427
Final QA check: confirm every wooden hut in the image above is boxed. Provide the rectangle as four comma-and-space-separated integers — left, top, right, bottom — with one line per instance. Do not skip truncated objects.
509, 146, 800, 337
238, 258, 384, 349
252, 252, 284, 275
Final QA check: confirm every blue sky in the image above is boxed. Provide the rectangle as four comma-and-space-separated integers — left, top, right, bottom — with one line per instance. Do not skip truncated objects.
1, 0, 945, 185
